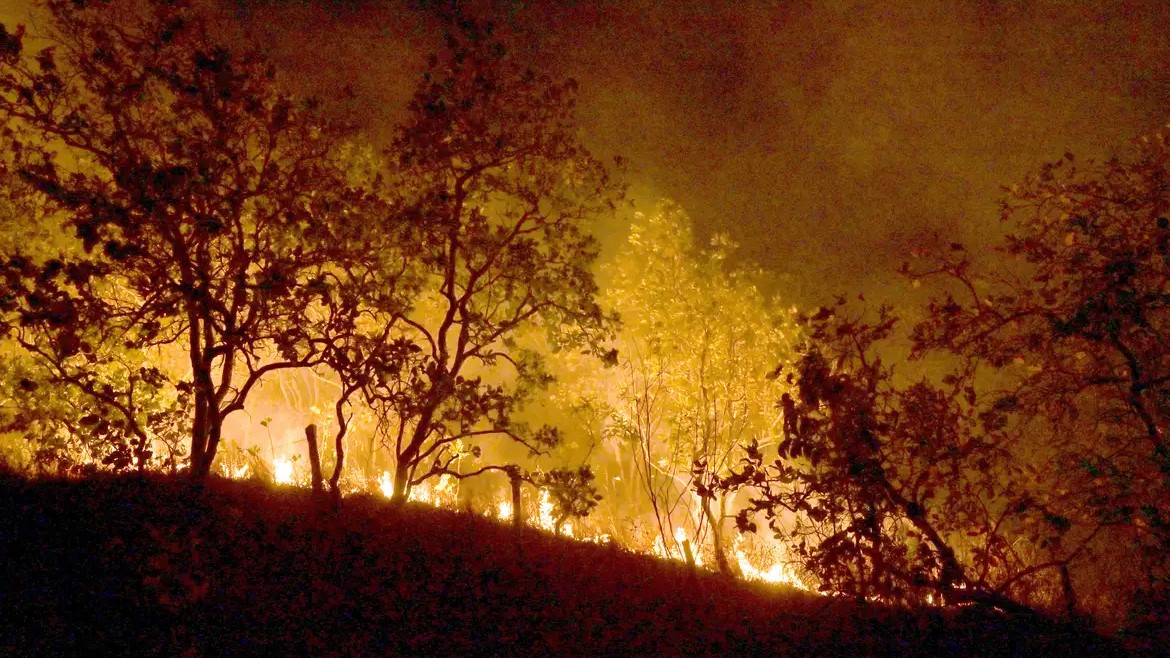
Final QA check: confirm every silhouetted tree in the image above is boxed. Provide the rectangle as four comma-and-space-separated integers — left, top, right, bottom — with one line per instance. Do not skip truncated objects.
702, 301, 1046, 615
0, 0, 369, 477
0, 108, 193, 473
530, 465, 603, 533
909, 127, 1170, 639
714, 125, 1170, 639
332, 16, 623, 503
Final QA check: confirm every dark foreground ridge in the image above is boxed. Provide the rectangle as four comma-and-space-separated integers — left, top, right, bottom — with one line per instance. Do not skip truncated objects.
0, 474, 1125, 656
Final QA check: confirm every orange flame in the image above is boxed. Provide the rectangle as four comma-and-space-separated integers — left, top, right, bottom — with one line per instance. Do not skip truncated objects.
273, 457, 294, 485
227, 454, 810, 593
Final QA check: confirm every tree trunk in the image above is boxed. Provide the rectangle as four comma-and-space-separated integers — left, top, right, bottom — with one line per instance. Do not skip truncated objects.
189, 394, 210, 478
187, 327, 219, 479
329, 420, 346, 509
190, 449, 214, 479
189, 433, 214, 479
510, 474, 524, 529
391, 459, 411, 504
704, 497, 740, 578
367, 433, 376, 476
133, 428, 151, 473
205, 417, 223, 475
1060, 563, 1079, 621
190, 414, 223, 480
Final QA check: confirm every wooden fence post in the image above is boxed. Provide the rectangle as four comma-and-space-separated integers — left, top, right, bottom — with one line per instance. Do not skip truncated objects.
306, 424, 324, 497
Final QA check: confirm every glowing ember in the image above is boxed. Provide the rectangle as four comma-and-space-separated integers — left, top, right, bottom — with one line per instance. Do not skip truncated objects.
273, 457, 294, 485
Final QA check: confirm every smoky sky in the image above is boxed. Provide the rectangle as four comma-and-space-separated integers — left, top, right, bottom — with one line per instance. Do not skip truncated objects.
6, 0, 1170, 305
528, 1, 1170, 302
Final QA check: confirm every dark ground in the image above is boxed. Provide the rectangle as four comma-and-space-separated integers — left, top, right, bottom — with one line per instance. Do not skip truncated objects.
0, 473, 1127, 656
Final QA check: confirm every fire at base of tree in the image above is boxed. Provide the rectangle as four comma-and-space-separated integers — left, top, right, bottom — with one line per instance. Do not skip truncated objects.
0, 0, 1166, 652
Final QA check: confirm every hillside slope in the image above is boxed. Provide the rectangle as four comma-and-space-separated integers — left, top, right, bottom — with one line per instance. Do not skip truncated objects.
0, 474, 1122, 656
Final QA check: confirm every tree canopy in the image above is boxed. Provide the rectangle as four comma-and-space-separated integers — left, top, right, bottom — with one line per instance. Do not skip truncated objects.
569, 202, 797, 573
908, 129, 1170, 634
702, 126, 1170, 643
0, 1, 624, 504
326, 16, 624, 504
0, 0, 374, 477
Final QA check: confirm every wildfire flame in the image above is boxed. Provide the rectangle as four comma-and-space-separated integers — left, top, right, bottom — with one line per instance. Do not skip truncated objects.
226, 455, 808, 593
497, 500, 513, 520
377, 471, 394, 499
649, 526, 704, 567
733, 536, 809, 590
535, 489, 574, 537
735, 550, 804, 587
374, 472, 459, 507
273, 457, 294, 485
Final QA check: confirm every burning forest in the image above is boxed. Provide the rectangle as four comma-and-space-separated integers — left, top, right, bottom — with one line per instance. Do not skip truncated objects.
0, 0, 1168, 654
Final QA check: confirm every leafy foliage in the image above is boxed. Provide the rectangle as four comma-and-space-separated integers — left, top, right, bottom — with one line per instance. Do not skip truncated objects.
574, 203, 797, 572
908, 128, 1170, 637
333, 15, 624, 502
702, 302, 1041, 614
531, 465, 603, 532
696, 126, 1170, 644
0, 0, 372, 477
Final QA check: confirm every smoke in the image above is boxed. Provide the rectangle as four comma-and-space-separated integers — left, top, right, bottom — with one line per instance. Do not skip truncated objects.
513, 0, 1170, 304
4, 0, 1168, 303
